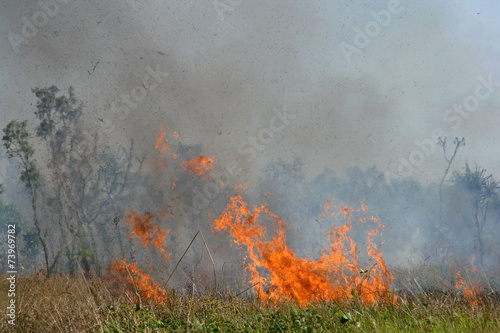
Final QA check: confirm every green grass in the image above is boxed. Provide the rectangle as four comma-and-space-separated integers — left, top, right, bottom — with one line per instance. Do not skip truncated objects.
1, 274, 499, 332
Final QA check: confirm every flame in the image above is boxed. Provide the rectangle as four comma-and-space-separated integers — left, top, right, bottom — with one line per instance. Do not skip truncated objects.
454, 269, 481, 307
107, 209, 172, 303
126, 210, 171, 259
213, 195, 395, 306
107, 259, 168, 303
181, 155, 217, 180
155, 125, 177, 169
468, 254, 478, 273
155, 126, 216, 181
320, 196, 335, 219
107, 125, 397, 307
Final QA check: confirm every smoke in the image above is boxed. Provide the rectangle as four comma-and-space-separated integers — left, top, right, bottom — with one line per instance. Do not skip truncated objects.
1, 0, 499, 276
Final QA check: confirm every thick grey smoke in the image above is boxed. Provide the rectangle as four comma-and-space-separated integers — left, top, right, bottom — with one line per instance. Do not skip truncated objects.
1, 0, 499, 274
1, 1, 499, 179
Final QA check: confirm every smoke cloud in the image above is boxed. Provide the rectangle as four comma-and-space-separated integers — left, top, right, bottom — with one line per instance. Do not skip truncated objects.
1, 0, 499, 275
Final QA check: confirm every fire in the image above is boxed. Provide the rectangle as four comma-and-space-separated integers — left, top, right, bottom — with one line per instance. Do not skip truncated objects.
155, 125, 177, 169
213, 195, 395, 306
155, 127, 216, 179
108, 125, 396, 307
107, 259, 168, 303
320, 196, 335, 219
468, 254, 478, 273
106, 210, 172, 304
126, 210, 171, 259
454, 269, 481, 307
181, 155, 217, 180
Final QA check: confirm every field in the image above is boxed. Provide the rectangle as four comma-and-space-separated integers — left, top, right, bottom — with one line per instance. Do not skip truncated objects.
1, 272, 499, 333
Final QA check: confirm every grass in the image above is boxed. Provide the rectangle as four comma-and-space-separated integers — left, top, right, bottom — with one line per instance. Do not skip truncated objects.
1, 273, 499, 332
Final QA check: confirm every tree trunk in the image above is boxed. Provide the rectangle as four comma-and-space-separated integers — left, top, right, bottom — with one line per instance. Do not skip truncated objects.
474, 204, 484, 268
31, 188, 50, 278
115, 221, 125, 258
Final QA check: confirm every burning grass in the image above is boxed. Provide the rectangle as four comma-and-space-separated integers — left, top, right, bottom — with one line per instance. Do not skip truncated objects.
2, 273, 500, 332
104, 126, 482, 311
8, 125, 497, 331
107, 260, 169, 304
213, 195, 395, 306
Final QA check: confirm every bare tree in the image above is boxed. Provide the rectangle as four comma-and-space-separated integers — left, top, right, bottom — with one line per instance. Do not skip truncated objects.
437, 137, 465, 224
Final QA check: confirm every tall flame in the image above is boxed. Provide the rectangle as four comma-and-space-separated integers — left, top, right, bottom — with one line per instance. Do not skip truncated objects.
106, 210, 171, 304
108, 125, 397, 307
213, 195, 395, 306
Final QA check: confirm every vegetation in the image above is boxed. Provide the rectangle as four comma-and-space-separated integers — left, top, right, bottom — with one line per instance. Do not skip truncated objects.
453, 162, 499, 267
0, 273, 498, 332
1, 86, 500, 332
437, 136, 465, 226
2, 86, 145, 277
2, 120, 47, 274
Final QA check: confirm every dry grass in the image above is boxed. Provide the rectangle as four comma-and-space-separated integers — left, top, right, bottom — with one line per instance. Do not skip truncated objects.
1, 273, 112, 332
1, 272, 499, 332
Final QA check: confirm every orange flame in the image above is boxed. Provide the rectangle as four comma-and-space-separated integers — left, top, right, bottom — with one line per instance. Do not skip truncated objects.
126, 210, 171, 259
468, 254, 478, 273
107, 209, 172, 304
455, 270, 481, 307
107, 259, 168, 303
108, 125, 397, 307
155, 126, 177, 169
213, 195, 395, 306
320, 196, 335, 219
181, 155, 217, 180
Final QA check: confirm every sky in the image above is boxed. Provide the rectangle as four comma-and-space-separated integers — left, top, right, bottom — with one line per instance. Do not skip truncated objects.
1, 0, 499, 190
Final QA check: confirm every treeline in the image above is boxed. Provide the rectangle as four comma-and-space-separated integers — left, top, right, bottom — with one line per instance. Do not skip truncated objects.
256, 157, 500, 269
1, 86, 148, 277
1, 86, 499, 278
